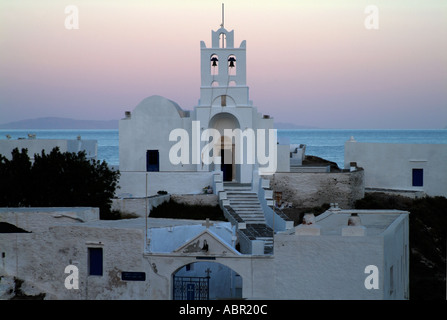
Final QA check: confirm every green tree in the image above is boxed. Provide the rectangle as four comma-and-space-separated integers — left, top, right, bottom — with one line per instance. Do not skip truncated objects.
0, 148, 32, 207
0, 147, 120, 219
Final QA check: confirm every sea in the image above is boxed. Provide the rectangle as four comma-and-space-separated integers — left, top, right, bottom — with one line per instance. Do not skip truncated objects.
0, 129, 446, 169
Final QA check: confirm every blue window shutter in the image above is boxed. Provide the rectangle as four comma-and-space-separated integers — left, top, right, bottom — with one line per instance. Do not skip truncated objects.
89, 248, 103, 276
412, 169, 423, 187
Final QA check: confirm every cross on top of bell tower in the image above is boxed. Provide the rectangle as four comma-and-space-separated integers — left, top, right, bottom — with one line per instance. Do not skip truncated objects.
220, 3, 225, 28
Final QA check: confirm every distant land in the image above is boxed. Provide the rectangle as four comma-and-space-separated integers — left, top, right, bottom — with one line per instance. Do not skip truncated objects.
0, 117, 318, 130
0, 117, 119, 129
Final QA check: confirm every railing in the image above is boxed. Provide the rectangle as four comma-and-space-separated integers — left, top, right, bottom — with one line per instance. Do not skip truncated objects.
173, 276, 210, 300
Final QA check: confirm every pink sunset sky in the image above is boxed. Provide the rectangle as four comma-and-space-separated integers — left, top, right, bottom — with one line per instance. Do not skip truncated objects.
1, 0, 446, 129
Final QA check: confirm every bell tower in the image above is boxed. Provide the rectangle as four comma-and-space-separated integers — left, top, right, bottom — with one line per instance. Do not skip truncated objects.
199, 5, 249, 107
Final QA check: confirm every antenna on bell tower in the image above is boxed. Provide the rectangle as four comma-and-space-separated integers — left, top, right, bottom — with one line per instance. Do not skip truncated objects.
220, 3, 224, 28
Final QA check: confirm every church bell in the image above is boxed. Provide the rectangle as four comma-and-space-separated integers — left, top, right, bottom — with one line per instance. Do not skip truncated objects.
228, 56, 236, 68
211, 57, 218, 67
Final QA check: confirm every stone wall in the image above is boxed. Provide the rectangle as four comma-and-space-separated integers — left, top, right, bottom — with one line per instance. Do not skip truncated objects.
267, 169, 364, 209
0, 207, 99, 232
112, 194, 170, 217
0, 219, 145, 300
117, 171, 214, 198
170, 194, 219, 206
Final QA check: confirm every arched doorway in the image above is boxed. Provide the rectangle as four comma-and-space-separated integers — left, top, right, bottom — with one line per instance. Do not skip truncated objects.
208, 112, 240, 182
172, 261, 243, 300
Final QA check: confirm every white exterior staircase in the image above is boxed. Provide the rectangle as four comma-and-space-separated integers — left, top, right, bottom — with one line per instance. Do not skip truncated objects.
220, 182, 274, 254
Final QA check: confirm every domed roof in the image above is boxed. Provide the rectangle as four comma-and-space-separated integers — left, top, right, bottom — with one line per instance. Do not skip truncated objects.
133, 95, 187, 118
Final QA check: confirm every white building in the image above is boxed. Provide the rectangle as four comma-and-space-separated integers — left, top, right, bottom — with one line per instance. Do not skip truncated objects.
0, 206, 409, 300
0, 18, 409, 301
345, 139, 447, 197
118, 23, 291, 198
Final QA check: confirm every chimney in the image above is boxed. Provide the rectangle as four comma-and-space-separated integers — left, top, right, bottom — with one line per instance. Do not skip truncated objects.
342, 213, 366, 236
330, 203, 341, 211
295, 213, 321, 235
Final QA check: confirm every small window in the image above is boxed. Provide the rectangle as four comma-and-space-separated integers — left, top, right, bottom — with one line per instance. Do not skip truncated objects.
88, 248, 103, 276
412, 168, 423, 187
389, 265, 394, 295
221, 95, 227, 107
146, 150, 159, 172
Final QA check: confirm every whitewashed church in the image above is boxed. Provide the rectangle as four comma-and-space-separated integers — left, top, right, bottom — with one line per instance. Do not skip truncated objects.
118, 20, 293, 198
0, 17, 410, 301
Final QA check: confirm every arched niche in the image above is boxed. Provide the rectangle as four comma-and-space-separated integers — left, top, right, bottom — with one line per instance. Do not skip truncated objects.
211, 95, 236, 108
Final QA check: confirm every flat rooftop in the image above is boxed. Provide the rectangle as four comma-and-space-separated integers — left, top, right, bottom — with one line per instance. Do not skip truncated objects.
315, 209, 408, 236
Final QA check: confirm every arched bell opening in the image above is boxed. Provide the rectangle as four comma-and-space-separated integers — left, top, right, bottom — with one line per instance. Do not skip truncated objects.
228, 55, 236, 76
210, 54, 219, 75
219, 33, 226, 48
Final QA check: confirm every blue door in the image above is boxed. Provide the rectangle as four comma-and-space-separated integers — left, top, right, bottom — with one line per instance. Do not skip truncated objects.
221, 150, 232, 181
412, 169, 423, 187
146, 150, 159, 172
88, 248, 103, 276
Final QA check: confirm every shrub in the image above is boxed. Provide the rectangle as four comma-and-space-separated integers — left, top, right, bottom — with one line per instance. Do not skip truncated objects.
0, 147, 120, 219
149, 199, 226, 221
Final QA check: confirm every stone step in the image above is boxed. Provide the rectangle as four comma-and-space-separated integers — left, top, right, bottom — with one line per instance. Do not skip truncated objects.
229, 202, 261, 206
257, 237, 273, 242
242, 216, 265, 219
228, 196, 258, 198
242, 216, 265, 220
238, 213, 265, 217
226, 191, 256, 193
237, 211, 264, 215
224, 186, 252, 190
238, 213, 264, 217
235, 212, 264, 216
230, 202, 262, 205
223, 182, 251, 186
244, 220, 266, 224
230, 205, 260, 208
234, 205, 262, 208
227, 196, 259, 199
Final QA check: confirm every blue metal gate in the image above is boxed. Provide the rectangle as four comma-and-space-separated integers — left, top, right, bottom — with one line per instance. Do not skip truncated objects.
173, 276, 210, 300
